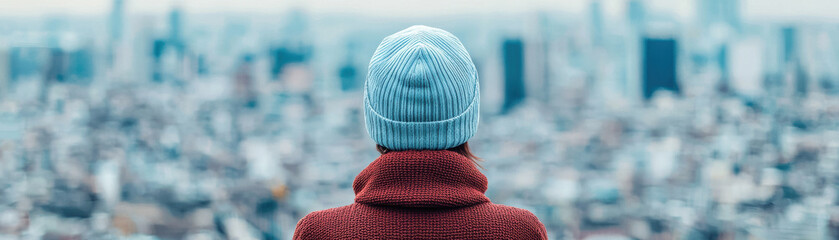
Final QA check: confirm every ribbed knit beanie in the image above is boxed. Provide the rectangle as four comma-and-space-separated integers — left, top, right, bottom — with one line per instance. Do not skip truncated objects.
364, 25, 480, 151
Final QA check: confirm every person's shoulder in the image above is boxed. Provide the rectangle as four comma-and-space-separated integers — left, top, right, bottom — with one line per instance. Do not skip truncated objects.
293, 205, 355, 240
296, 204, 355, 226
305, 204, 355, 218
479, 203, 538, 221
480, 203, 549, 239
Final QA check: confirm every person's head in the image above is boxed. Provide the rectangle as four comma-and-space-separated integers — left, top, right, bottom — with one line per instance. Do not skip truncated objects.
364, 25, 480, 158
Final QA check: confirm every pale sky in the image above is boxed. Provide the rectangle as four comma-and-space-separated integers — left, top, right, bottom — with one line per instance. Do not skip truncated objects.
0, 0, 838, 22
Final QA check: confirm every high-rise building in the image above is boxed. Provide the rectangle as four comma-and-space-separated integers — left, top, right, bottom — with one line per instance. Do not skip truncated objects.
642, 38, 680, 99
0, 113, 23, 141
699, 0, 741, 30
589, 0, 604, 45
779, 27, 809, 97
728, 38, 764, 96
167, 7, 185, 57
148, 7, 189, 83
0, 48, 8, 98
169, 8, 183, 45
152, 39, 166, 82
10, 47, 44, 83
717, 44, 729, 92
795, 61, 808, 97
339, 62, 358, 92
627, 0, 645, 29
782, 27, 797, 65
623, 1, 645, 101
234, 55, 257, 109
68, 48, 94, 84
502, 39, 526, 113
271, 9, 312, 81
109, 0, 124, 43
107, 0, 124, 66
269, 47, 309, 80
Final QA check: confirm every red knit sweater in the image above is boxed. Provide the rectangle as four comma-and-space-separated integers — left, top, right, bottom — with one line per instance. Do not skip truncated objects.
293, 150, 548, 239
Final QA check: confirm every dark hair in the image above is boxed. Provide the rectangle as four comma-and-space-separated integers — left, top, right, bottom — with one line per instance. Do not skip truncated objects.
376, 142, 483, 168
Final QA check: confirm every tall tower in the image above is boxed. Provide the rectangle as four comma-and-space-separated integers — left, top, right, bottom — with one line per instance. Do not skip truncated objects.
699, 0, 741, 31
169, 8, 182, 43
0, 49, 8, 98
107, 0, 125, 69
168, 7, 185, 55
642, 38, 680, 99
627, 0, 645, 29
338, 42, 359, 92
589, 0, 604, 46
782, 27, 797, 65
502, 39, 526, 113
109, 0, 124, 43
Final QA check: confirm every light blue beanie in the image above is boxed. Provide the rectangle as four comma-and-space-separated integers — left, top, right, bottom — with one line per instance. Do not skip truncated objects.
364, 25, 480, 151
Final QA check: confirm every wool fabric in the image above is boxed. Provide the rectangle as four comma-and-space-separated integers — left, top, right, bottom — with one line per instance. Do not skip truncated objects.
293, 150, 548, 239
364, 25, 480, 150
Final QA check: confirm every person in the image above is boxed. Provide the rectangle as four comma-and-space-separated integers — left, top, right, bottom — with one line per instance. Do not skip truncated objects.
293, 25, 548, 239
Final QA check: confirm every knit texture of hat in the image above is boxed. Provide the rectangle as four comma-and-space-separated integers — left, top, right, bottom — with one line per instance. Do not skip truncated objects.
364, 25, 480, 151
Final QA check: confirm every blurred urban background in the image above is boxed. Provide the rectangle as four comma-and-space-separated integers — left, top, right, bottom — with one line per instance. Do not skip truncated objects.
1, 0, 839, 239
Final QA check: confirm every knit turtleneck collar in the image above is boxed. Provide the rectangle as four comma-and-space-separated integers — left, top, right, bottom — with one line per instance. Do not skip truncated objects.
353, 150, 490, 208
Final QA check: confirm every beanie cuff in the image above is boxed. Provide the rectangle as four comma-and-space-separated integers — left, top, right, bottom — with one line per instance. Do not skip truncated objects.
364, 85, 480, 151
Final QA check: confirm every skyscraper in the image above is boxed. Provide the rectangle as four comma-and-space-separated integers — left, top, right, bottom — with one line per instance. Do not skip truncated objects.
589, 0, 604, 45
782, 27, 797, 65
68, 48, 94, 84
728, 38, 764, 96
627, 0, 645, 29
339, 62, 358, 92
269, 10, 312, 82
167, 7, 185, 57
10, 47, 44, 83
151, 39, 166, 82
699, 0, 741, 30
0, 48, 8, 98
169, 8, 183, 45
109, 0, 124, 43
269, 47, 308, 80
234, 54, 257, 108
107, 0, 124, 66
717, 44, 729, 92
338, 39, 359, 92
642, 38, 680, 99
502, 39, 526, 113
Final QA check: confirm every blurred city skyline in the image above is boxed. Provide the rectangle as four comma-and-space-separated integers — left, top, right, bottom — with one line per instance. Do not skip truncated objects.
1, 0, 838, 22
1, 0, 839, 239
